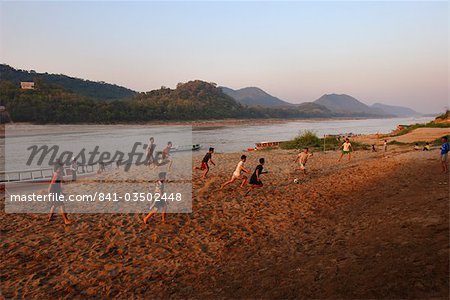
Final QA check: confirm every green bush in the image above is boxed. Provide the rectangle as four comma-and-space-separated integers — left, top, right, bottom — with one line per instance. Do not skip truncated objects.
280, 131, 369, 151
280, 130, 321, 149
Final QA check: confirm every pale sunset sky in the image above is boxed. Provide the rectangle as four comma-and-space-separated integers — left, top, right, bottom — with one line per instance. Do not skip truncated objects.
0, 1, 448, 113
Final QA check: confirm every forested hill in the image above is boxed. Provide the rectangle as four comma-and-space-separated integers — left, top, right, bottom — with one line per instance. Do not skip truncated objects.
0, 64, 136, 101
134, 81, 247, 119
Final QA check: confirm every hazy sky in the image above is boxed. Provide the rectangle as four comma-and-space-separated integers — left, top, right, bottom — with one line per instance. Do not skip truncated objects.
1, 1, 448, 113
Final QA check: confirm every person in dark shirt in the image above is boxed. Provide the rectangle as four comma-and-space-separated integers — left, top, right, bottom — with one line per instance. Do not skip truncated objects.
440, 136, 449, 173
146, 137, 156, 168
246, 158, 267, 196
194, 147, 215, 178
47, 163, 71, 225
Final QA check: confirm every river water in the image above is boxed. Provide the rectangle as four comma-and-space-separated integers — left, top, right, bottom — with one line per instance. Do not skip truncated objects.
192, 117, 434, 152
3, 117, 434, 172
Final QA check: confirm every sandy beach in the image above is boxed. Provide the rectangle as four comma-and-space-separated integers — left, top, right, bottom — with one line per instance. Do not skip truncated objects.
353, 127, 450, 145
1, 142, 448, 298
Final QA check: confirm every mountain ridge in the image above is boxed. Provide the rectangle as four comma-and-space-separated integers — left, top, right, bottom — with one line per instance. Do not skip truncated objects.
313, 93, 388, 116
371, 103, 422, 117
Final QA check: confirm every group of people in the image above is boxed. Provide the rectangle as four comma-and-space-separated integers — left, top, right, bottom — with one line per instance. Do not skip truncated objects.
144, 137, 173, 170
194, 138, 353, 195
193, 148, 268, 196
414, 142, 431, 151
46, 135, 449, 225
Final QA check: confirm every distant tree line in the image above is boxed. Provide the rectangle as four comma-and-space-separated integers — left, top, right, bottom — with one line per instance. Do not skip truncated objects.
0, 79, 331, 124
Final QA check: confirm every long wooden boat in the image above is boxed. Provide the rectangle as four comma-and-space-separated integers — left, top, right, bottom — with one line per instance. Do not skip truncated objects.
255, 141, 284, 150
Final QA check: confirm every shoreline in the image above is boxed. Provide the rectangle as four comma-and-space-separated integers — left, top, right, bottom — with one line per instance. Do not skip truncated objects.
1, 116, 434, 138
2, 116, 424, 127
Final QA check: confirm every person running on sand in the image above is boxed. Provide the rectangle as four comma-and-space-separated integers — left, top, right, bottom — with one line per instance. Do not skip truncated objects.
440, 136, 449, 173
294, 147, 313, 175
146, 137, 156, 167
338, 138, 353, 162
161, 141, 173, 171
48, 163, 71, 225
98, 161, 106, 173
143, 172, 168, 224
220, 155, 249, 190
384, 140, 388, 152
194, 147, 215, 178
70, 157, 78, 181
245, 158, 268, 196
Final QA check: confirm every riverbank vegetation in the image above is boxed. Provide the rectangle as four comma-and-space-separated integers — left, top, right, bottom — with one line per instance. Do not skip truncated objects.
280, 130, 369, 151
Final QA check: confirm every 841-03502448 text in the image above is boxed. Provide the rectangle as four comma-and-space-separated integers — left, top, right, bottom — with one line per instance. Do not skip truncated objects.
8, 192, 184, 203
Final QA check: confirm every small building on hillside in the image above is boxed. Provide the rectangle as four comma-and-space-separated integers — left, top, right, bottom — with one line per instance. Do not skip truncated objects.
20, 82, 35, 90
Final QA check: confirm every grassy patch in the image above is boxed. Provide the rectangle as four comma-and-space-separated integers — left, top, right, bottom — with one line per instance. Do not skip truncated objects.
387, 140, 406, 145
394, 121, 450, 136
280, 130, 369, 151
388, 136, 448, 147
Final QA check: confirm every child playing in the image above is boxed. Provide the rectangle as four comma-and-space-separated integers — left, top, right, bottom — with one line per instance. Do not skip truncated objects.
245, 158, 268, 196
143, 172, 168, 224
146, 137, 156, 168
194, 147, 215, 178
440, 136, 449, 173
294, 147, 313, 175
220, 155, 249, 190
338, 138, 353, 162
423, 142, 431, 151
161, 141, 173, 171
48, 163, 71, 225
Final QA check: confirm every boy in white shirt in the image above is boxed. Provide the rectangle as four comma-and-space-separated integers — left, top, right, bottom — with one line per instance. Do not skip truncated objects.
220, 155, 249, 190
338, 138, 353, 162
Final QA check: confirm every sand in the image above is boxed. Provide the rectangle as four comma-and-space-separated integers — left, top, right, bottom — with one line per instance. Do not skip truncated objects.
353, 127, 449, 145
1, 146, 449, 298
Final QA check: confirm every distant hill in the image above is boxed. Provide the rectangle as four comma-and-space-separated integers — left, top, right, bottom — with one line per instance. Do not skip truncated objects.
371, 103, 422, 117
314, 94, 388, 117
0, 64, 136, 101
295, 102, 332, 115
221, 86, 293, 107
